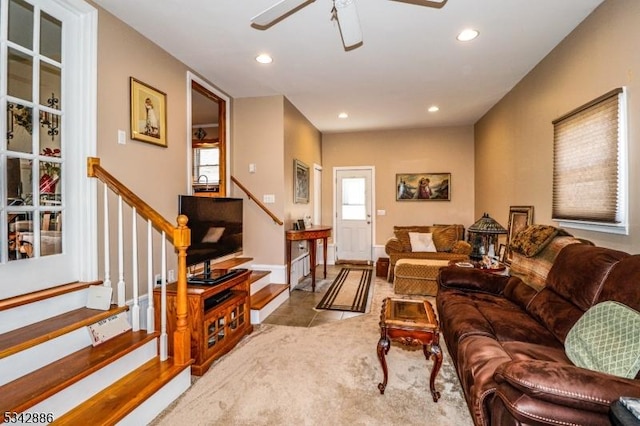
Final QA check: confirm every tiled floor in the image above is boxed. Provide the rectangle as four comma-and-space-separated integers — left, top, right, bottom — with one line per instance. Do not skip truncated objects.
262, 265, 383, 328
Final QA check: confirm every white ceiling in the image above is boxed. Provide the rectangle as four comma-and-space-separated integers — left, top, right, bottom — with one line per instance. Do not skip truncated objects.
93, 0, 604, 133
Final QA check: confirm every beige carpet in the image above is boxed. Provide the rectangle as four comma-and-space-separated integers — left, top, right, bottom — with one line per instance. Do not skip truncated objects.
151, 276, 473, 425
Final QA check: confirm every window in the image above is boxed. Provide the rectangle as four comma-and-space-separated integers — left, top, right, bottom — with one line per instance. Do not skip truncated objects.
341, 177, 366, 220
193, 147, 220, 186
552, 88, 627, 234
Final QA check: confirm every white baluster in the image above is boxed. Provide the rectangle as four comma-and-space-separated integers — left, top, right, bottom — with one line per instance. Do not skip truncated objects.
147, 220, 155, 333
103, 185, 111, 288
131, 207, 140, 331
117, 196, 125, 307
159, 232, 168, 360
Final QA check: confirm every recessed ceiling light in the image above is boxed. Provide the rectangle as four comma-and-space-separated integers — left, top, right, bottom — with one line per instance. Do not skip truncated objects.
255, 54, 273, 64
457, 29, 479, 42
338, 112, 349, 119
428, 106, 440, 113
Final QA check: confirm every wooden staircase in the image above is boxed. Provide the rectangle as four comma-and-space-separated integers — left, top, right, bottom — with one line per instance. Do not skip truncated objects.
216, 258, 289, 324
0, 282, 191, 425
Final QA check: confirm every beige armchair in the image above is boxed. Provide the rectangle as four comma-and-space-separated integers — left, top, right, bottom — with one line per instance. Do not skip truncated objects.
384, 224, 471, 282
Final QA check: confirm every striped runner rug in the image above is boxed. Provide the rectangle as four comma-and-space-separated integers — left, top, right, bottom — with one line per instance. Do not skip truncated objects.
316, 267, 373, 313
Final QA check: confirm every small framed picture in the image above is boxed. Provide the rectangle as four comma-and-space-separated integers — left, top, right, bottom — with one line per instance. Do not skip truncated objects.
294, 159, 310, 204
297, 219, 306, 231
130, 77, 167, 147
498, 244, 507, 263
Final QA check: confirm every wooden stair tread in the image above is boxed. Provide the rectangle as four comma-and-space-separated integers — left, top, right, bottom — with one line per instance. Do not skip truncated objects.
52, 357, 190, 425
211, 256, 253, 269
249, 270, 271, 284
0, 305, 129, 359
251, 284, 289, 310
0, 281, 101, 312
0, 330, 158, 414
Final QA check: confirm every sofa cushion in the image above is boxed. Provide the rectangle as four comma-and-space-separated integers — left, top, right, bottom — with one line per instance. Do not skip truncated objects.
509, 236, 584, 291
565, 301, 640, 378
510, 225, 561, 257
433, 225, 459, 252
408, 232, 436, 252
394, 227, 429, 251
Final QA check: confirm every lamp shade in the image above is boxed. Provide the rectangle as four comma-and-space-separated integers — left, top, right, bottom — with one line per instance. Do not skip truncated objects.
468, 213, 507, 234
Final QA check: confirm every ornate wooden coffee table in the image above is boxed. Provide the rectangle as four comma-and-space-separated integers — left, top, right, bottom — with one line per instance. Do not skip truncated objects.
377, 297, 442, 402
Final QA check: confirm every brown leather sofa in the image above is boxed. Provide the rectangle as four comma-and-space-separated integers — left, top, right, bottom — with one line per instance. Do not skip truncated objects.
384, 224, 471, 282
437, 244, 640, 426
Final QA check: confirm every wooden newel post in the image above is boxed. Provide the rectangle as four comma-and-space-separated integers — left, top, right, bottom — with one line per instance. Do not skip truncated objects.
173, 214, 191, 365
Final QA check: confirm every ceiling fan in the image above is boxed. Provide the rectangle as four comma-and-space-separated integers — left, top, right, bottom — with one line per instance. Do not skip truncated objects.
251, 0, 448, 51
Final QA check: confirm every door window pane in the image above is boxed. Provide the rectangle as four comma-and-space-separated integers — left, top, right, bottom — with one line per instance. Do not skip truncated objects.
342, 177, 366, 220
8, 48, 33, 101
40, 12, 62, 62
7, 102, 33, 153
40, 63, 61, 109
5, 157, 32, 205
8, 0, 33, 50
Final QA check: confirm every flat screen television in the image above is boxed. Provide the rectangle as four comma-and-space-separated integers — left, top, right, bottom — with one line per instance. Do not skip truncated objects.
178, 195, 243, 281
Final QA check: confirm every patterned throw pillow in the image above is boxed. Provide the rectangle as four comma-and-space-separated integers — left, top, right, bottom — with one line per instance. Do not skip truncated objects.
433, 226, 459, 252
565, 301, 640, 378
510, 225, 559, 257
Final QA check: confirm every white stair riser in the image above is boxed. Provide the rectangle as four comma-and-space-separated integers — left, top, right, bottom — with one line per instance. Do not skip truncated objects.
250, 290, 289, 324
27, 339, 158, 421
0, 327, 92, 386
249, 275, 271, 295
0, 290, 89, 334
116, 367, 191, 426
250, 264, 286, 284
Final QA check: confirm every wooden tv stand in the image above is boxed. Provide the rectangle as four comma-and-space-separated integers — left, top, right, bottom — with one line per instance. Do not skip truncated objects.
154, 268, 253, 375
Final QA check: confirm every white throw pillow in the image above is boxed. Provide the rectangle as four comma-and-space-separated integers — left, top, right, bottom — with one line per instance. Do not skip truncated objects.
408, 232, 437, 252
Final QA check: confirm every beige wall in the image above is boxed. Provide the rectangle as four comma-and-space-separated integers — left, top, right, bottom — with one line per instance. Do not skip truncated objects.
322, 126, 475, 246
475, 0, 640, 252
232, 96, 286, 265
232, 96, 322, 265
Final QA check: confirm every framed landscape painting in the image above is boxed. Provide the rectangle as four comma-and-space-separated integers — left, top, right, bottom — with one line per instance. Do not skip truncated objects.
130, 77, 167, 147
396, 173, 451, 201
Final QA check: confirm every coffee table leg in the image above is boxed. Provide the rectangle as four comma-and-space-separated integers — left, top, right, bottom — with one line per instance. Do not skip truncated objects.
424, 343, 443, 402
377, 336, 390, 394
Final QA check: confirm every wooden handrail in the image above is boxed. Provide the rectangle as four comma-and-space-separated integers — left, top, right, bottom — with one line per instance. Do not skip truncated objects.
87, 157, 191, 366
231, 175, 284, 226
87, 157, 177, 239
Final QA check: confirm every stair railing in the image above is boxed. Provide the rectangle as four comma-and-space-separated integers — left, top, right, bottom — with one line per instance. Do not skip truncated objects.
87, 157, 191, 366
231, 175, 284, 226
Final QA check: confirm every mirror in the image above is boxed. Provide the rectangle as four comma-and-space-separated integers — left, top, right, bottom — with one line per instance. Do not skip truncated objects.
191, 80, 227, 196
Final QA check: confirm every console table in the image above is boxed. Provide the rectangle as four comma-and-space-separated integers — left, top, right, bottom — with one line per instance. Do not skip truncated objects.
286, 225, 332, 292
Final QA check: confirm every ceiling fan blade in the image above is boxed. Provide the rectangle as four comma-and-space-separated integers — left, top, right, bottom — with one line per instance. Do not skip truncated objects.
251, 0, 316, 29
334, 0, 363, 50
389, 0, 448, 9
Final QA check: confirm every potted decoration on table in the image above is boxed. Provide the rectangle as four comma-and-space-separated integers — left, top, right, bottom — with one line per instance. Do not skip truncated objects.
40, 147, 61, 194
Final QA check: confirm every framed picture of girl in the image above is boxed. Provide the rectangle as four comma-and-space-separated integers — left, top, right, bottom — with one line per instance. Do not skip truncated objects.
130, 77, 167, 147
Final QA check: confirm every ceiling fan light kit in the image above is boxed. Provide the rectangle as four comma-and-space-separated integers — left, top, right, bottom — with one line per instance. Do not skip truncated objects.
251, 0, 448, 51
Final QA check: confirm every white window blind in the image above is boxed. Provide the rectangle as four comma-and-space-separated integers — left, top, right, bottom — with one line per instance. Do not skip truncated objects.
552, 88, 627, 233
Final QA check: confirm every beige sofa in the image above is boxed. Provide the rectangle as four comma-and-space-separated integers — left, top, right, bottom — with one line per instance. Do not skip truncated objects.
384, 224, 471, 282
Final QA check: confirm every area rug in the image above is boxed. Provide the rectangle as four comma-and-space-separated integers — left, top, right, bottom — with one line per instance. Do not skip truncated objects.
316, 267, 373, 313
151, 276, 473, 426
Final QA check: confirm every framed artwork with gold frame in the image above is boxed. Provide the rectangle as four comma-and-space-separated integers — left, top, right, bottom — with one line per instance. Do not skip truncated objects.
130, 77, 167, 147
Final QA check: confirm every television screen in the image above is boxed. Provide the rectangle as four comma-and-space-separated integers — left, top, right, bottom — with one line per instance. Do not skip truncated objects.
178, 196, 243, 268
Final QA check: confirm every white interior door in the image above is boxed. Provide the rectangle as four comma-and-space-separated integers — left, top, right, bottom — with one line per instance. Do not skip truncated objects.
335, 168, 372, 263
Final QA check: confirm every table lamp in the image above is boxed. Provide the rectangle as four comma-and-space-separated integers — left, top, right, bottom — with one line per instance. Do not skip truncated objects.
467, 213, 507, 260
